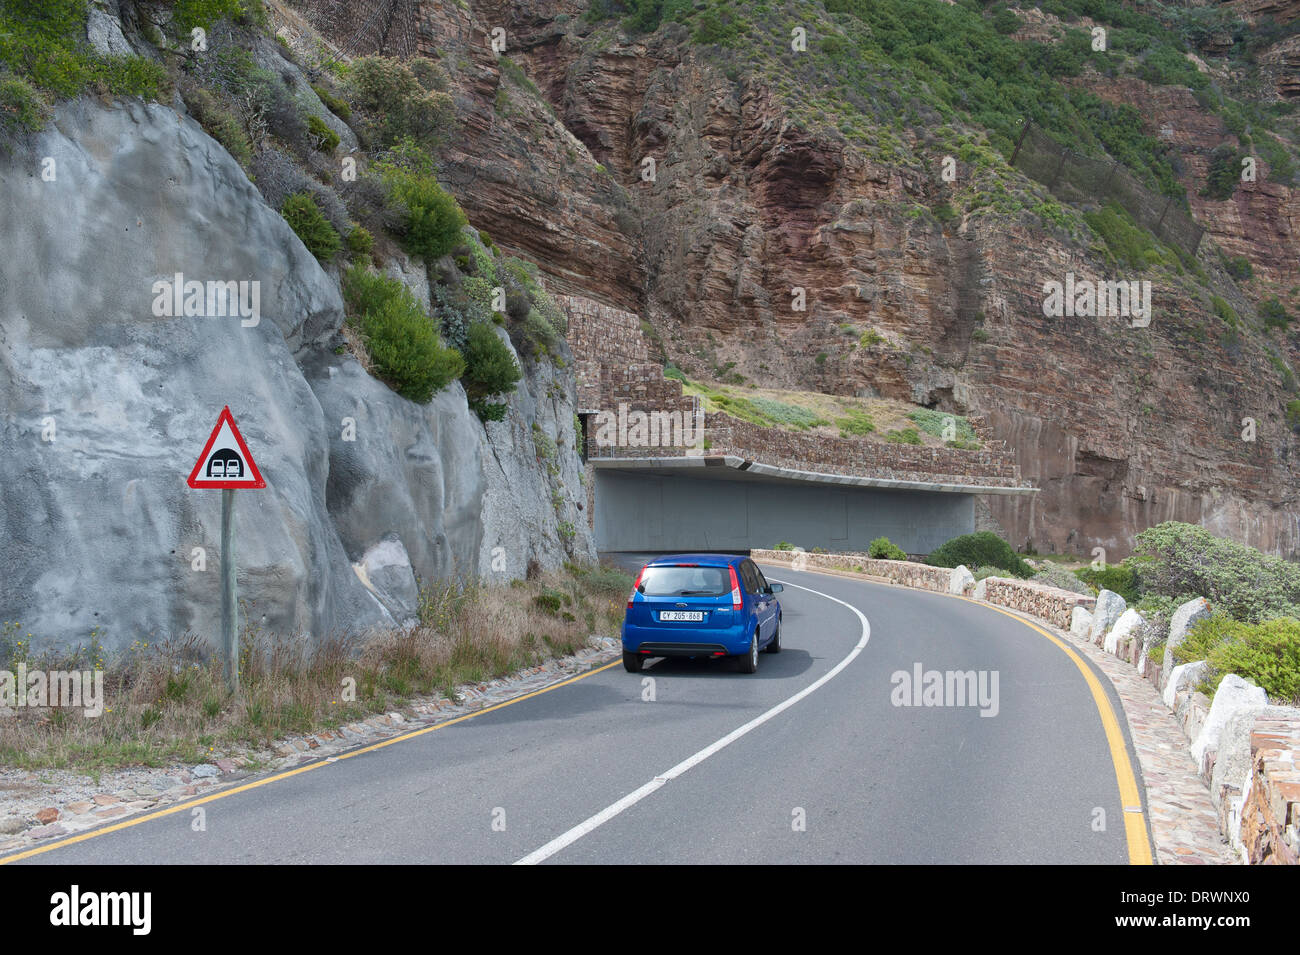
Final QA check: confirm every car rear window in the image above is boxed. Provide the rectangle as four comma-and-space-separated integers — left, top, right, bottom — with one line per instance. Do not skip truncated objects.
639, 565, 730, 597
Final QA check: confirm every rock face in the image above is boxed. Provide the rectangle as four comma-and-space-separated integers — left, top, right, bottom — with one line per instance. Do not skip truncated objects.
389, 1, 1300, 561
0, 99, 392, 650
0, 94, 591, 652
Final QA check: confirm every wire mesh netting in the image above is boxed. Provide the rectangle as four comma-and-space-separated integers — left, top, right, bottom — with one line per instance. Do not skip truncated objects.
1010, 121, 1204, 257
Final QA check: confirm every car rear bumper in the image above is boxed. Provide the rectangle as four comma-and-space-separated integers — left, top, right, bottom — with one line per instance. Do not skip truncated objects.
621, 623, 751, 656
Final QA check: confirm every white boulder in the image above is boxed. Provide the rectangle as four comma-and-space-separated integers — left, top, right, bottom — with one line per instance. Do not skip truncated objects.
1070, 606, 1093, 637
949, 565, 975, 595
1161, 597, 1212, 690
1190, 674, 1268, 772
1163, 660, 1210, 709
1104, 608, 1145, 655
1088, 590, 1127, 645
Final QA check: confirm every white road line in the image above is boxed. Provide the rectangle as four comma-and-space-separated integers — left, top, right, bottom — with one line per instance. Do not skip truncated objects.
513, 577, 870, 865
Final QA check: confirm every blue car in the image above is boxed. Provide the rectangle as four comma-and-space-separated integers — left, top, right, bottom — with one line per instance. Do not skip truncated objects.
622, 554, 784, 674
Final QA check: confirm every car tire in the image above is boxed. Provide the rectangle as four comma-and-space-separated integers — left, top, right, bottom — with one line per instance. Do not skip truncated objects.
737, 631, 759, 674
765, 616, 782, 653
623, 651, 643, 673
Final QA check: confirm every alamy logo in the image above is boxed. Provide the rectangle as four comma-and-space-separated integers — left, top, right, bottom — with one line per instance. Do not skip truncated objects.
1041, 272, 1151, 326
0, 664, 104, 717
50, 886, 151, 935
890, 663, 1000, 717
151, 272, 260, 327
592, 402, 704, 454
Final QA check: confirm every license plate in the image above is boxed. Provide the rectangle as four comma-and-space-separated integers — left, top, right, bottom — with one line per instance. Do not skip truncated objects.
658, 611, 704, 622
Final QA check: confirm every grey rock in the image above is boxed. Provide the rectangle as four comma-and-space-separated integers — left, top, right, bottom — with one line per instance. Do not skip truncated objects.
475, 328, 597, 579
0, 99, 390, 652
86, 1, 133, 57
948, 565, 975, 595
1210, 704, 1300, 850
0, 816, 28, 835
1088, 590, 1126, 645
1103, 608, 1145, 655
305, 357, 485, 588
1190, 674, 1268, 771
354, 535, 420, 626
191, 764, 220, 778
1163, 660, 1209, 709
1161, 597, 1212, 691
1069, 606, 1092, 637
972, 578, 989, 601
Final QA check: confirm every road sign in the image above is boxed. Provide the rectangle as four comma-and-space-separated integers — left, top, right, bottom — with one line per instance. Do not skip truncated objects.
187, 406, 266, 489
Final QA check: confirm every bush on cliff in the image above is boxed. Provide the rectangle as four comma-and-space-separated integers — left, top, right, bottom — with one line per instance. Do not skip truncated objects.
375, 145, 467, 262
1127, 522, 1300, 623
926, 532, 1033, 578
461, 322, 521, 423
344, 56, 452, 151
868, 537, 907, 560
342, 264, 465, 403
281, 192, 341, 261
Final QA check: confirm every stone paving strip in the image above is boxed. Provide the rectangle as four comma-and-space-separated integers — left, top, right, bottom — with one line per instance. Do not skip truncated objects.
0, 637, 621, 856
758, 557, 1239, 865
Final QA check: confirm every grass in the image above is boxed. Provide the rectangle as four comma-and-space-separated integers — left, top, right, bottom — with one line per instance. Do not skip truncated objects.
0, 564, 632, 771
678, 374, 981, 449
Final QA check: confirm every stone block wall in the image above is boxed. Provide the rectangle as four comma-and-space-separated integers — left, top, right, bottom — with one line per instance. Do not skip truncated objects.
1242, 718, 1300, 864
980, 578, 1096, 630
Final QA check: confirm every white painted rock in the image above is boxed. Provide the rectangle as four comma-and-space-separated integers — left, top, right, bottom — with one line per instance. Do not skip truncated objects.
1069, 606, 1093, 637
1163, 660, 1210, 709
972, 578, 988, 601
949, 565, 975, 595
1161, 597, 1212, 690
1104, 608, 1145, 655
1190, 674, 1268, 771
1088, 590, 1126, 645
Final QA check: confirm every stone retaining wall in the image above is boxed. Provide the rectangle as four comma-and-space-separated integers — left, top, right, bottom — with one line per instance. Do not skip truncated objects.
1241, 718, 1300, 864
980, 577, 1095, 630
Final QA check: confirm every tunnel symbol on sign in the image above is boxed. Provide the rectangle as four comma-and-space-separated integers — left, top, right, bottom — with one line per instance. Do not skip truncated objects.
206, 448, 244, 479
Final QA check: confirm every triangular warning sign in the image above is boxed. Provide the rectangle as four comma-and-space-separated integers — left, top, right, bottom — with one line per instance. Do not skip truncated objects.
187, 406, 266, 489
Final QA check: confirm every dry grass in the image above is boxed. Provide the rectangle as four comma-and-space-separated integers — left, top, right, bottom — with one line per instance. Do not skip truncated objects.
0, 562, 632, 772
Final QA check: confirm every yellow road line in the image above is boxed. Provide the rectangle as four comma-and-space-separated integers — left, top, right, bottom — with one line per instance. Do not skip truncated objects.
0, 659, 620, 865
758, 561, 1155, 865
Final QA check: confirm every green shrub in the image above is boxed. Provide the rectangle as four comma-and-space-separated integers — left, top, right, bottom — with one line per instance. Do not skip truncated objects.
346, 224, 373, 254
306, 114, 340, 152
836, 408, 876, 437
1286, 399, 1300, 431
1260, 297, 1291, 332
380, 163, 466, 261
281, 193, 340, 261
859, 328, 886, 347
1127, 521, 1300, 623
311, 83, 351, 121
344, 56, 452, 150
773, 542, 795, 551
181, 86, 252, 167
1224, 256, 1253, 281
885, 427, 922, 445
908, 408, 978, 444
169, 0, 246, 31
461, 322, 521, 422
0, 72, 44, 136
1201, 144, 1242, 200
342, 264, 464, 403
927, 531, 1033, 578
1176, 615, 1300, 703
1074, 564, 1139, 604
869, 537, 907, 560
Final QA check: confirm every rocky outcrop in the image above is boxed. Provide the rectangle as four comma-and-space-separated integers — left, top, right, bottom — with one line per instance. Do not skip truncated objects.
0, 99, 391, 650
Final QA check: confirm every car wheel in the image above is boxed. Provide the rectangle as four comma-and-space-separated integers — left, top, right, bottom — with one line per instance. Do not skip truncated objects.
737, 631, 759, 673
765, 616, 782, 653
623, 651, 643, 673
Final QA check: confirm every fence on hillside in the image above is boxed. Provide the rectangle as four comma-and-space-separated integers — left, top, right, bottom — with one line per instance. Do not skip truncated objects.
1009, 120, 1204, 258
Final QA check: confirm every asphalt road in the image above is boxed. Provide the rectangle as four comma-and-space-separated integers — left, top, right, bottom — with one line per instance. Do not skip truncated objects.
9, 563, 1150, 864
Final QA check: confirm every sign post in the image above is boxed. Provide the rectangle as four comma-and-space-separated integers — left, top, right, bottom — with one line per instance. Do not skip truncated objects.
187, 406, 266, 692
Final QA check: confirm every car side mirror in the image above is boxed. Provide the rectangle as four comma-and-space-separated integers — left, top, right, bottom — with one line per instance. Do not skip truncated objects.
768, 583, 783, 594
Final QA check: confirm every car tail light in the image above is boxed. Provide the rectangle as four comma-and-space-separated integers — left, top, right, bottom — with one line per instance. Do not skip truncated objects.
628, 565, 646, 610
729, 565, 742, 612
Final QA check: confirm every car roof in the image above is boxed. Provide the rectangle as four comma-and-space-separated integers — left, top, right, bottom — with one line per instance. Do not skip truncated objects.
645, 553, 745, 567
